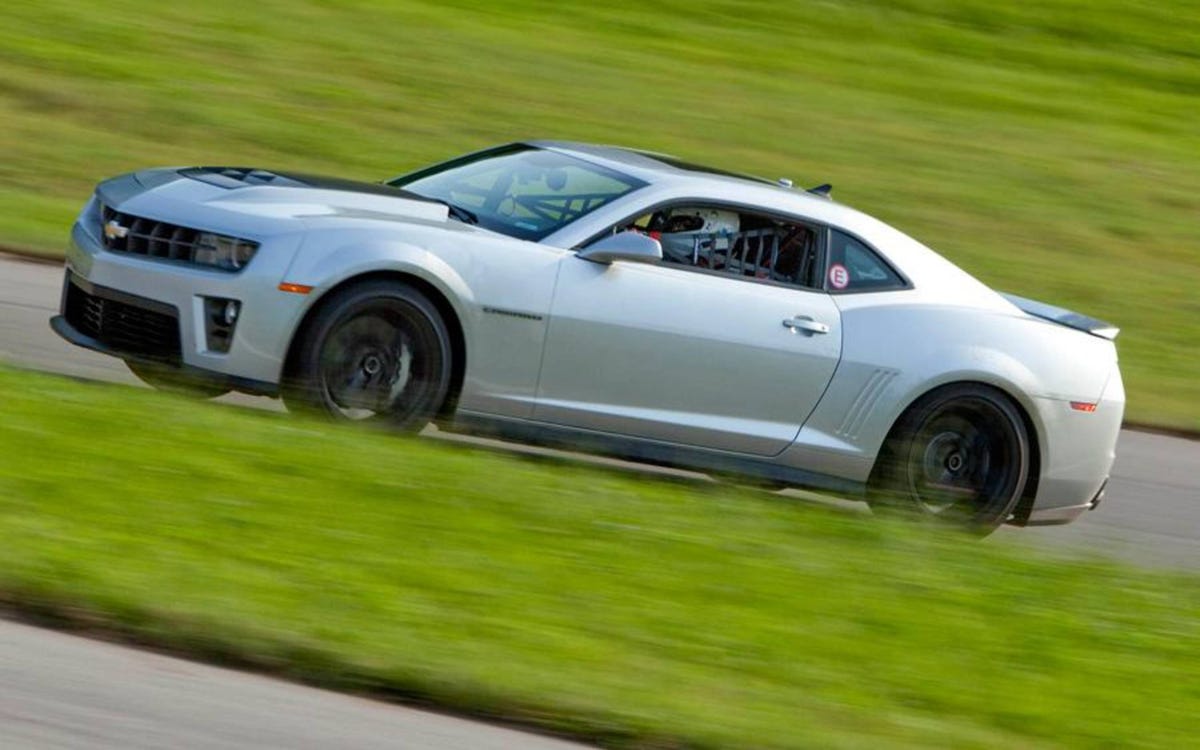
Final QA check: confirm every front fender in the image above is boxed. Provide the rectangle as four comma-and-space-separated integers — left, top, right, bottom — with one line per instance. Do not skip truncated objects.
274, 226, 564, 420
283, 233, 475, 318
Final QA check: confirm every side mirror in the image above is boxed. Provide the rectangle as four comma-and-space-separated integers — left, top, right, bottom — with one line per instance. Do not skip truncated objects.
577, 231, 663, 265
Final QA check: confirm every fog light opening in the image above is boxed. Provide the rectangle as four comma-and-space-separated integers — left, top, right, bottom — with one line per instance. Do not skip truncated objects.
203, 297, 241, 354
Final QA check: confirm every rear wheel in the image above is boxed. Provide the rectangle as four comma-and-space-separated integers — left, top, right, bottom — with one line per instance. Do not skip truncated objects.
868, 384, 1029, 535
282, 281, 452, 432
126, 360, 230, 399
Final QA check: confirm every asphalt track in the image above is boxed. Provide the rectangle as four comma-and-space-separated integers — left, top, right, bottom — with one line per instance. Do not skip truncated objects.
0, 618, 589, 750
1, 253, 1197, 747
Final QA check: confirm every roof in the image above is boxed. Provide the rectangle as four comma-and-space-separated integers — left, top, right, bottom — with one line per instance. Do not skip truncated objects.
528, 139, 867, 226
531, 140, 888, 236
528, 140, 1004, 307
527, 140, 776, 187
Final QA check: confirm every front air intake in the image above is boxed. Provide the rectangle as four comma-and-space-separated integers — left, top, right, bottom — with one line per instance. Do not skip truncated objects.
63, 275, 182, 362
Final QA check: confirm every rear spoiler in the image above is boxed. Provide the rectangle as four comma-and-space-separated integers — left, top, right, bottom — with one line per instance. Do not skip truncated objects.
1002, 293, 1119, 340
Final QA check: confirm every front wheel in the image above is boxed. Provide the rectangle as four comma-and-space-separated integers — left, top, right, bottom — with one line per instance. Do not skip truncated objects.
867, 384, 1030, 535
282, 281, 452, 432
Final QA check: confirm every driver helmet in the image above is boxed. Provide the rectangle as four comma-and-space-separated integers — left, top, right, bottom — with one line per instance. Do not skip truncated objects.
658, 208, 739, 265
663, 208, 739, 235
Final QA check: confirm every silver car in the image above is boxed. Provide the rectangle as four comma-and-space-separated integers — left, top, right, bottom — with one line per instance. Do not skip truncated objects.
52, 141, 1124, 533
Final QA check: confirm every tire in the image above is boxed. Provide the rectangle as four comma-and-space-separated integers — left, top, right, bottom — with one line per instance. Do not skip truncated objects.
282, 280, 452, 432
126, 360, 231, 400
867, 383, 1030, 535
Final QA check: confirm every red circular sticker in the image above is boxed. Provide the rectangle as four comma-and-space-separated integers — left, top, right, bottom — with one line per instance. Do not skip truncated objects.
828, 263, 850, 290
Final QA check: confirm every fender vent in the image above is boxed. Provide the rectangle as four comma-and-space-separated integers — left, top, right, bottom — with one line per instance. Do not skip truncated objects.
836, 369, 897, 440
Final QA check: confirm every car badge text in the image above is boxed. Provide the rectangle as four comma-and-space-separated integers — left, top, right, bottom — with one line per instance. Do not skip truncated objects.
104, 219, 129, 240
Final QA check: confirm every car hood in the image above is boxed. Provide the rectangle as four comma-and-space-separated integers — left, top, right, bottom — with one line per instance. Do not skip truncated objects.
97, 166, 453, 231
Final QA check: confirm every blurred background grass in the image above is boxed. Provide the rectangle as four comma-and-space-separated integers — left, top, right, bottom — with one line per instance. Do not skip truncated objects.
2, 0, 1197, 427
2, 365, 1198, 748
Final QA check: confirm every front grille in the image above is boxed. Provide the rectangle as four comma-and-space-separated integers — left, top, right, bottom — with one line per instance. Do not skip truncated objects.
99, 205, 258, 270
101, 205, 200, 260
63, 277, 181, 361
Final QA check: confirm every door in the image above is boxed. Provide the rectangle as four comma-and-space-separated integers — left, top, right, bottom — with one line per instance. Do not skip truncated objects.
534, 254, 842, 456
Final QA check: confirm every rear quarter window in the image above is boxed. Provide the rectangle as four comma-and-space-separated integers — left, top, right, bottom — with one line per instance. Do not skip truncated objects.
825, 229, 906, 293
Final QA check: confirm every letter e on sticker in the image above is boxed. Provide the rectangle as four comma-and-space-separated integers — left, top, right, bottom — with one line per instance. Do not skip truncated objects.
829, 263, 850, 290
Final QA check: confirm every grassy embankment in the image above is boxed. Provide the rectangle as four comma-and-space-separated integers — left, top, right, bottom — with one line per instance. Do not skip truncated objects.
1, 1, 1198, 429
1, 364, 1198, 748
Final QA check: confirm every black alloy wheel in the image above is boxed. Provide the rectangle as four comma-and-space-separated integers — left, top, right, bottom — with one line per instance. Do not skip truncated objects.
283, 281, 452, 432
868, 383, 1030, 534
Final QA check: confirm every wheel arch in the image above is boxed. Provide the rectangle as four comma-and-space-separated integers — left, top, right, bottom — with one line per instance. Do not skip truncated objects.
868, 378, 1042, 520
282, 270, 468, 421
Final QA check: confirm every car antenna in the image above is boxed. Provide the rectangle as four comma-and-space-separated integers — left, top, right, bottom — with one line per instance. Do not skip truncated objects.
807, 183, 833, 199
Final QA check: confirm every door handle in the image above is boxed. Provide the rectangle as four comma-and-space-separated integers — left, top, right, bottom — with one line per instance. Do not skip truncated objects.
782, 316, 830, 335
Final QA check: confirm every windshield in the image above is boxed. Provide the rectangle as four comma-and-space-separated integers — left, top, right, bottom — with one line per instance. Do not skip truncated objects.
389, 145, 646, 241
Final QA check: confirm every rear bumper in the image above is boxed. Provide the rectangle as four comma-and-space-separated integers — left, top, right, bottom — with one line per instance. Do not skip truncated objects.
1022, 479, 1108, 526
1015, 368, 1124, 526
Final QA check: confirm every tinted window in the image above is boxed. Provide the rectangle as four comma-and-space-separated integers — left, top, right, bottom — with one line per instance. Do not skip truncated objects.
825, 230, 905, 292
390, 146, 645, 241
605, 204, 820, 289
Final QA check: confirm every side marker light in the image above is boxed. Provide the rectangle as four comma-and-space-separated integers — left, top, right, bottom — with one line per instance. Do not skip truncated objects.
1070, 401, 1098, 413
278, 282, 314, 295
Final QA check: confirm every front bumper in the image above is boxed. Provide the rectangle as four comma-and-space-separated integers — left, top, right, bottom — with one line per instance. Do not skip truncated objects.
62, 211, 309, 389
51, 311, 277, 396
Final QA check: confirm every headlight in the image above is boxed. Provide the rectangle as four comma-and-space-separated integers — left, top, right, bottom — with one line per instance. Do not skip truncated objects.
193, 232, 258, 271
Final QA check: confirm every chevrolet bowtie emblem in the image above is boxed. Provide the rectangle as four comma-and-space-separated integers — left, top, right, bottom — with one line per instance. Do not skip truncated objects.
103, 219, 129, 240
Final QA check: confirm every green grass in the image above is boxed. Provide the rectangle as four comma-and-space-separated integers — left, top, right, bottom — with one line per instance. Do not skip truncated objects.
2, 1, 1198, 429
1, 364, 1198, 748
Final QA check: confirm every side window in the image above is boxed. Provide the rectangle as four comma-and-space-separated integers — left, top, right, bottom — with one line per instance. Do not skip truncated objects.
825, 229, 905, 293
610, 204, 820, 289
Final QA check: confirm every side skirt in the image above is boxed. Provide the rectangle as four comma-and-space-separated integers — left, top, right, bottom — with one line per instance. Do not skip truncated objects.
449, 411, 867, 498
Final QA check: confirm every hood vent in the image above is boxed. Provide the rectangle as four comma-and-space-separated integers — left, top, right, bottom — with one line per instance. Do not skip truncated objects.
179, 167, 422, 199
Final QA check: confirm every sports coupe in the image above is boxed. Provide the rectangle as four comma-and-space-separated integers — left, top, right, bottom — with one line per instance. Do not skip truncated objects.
52, 141, 1124, 533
